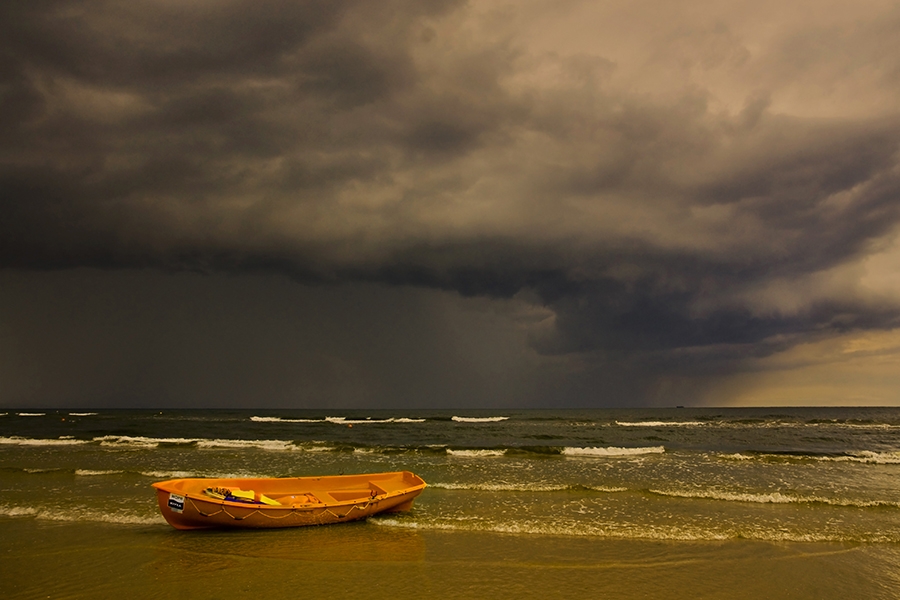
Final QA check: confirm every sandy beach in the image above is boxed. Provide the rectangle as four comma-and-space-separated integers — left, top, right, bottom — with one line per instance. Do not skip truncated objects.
4, 519, 900, 599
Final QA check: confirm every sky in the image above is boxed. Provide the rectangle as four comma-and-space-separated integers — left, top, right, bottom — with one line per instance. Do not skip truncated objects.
2, 0, 900, 409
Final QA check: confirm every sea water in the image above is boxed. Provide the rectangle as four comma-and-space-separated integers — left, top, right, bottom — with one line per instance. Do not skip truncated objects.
3, 408, 900, 598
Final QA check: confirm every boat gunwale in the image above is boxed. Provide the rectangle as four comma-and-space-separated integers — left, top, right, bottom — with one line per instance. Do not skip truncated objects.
151, 471, 426, 512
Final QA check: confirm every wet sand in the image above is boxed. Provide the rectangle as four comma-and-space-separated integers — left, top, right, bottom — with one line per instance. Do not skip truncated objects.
4, 519, 900, 599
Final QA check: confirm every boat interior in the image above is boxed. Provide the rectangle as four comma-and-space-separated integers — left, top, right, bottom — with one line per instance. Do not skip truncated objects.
156, 472, 424, 507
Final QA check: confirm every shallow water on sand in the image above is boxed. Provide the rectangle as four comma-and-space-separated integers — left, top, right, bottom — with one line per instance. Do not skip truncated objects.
4, 519, 900, 599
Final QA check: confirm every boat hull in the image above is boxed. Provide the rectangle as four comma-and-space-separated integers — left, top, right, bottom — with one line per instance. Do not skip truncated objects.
152, 471, 426, 530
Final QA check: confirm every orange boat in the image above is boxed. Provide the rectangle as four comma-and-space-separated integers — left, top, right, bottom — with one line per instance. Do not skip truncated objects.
152, 471, 426, 530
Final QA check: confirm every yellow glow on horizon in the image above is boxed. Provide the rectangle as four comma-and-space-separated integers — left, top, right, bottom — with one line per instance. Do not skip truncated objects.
704, 328, 900, 406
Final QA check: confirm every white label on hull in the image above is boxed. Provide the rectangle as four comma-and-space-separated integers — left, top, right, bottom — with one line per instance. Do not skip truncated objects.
168, 493, 185, 513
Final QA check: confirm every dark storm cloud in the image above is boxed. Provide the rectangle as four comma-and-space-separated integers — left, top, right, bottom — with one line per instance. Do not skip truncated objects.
3, 0, 900, 399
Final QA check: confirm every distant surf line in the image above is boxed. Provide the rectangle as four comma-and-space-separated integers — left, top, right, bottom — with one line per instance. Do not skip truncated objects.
0, 435, 666, 459
250, 415, 509, 424
250, 416, 427, 424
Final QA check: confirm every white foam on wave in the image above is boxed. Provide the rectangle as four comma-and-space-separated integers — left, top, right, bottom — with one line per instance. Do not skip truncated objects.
368, 515, 900, 543
717, 450, 900, 464
589, 485, 630, 493
326, 416, 426, 424
196, 438, 299, 451
141, 470, 202, 479
714, 420, 900, 431
837, 423, 900, 430
446, 449, 507, 458
95, 435, 196, 448
16, 412, 46, 417
91, 434, 334, 452
430, 481, 627, 492
251, 415, 425, 424
0, 503, 163, 525
451, 416, 509, 423
0, 505, 40, 518
616, 421, 704, 427
562, 446, 665, 457
299, 443, 339, 453
371, 516, 894, 543
808, 451, 900, 464
650, 488, 900, 508
432, 482, 566, 492
44, 508, 163, 525
718, 453, 755, 461
0, 436, 89, 446
75, 470, 123, 476
68, 412, 98, 417
250, 416, 323, 423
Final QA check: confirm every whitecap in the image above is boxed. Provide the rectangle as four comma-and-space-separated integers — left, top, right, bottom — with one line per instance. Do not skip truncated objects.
616, 421, 704, 427
0, 505, 39, 518
451, 416, 509, 423
431, 481, 567, 492
0, 436, 89, 446
195, 438, 298, 451
649, 488, 900, 508
250, 416, 324, 423
94, 435, 197, 448
446, 449, 507, 458
141, 470, 202, 479
716, 450, 900, 464
562, 446, 665, 457
717, 453, 755, 461
40, 507, 165, 526
325, 416, 421, 424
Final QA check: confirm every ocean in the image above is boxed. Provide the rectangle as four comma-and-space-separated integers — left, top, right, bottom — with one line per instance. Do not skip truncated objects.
3, 407, 900, 598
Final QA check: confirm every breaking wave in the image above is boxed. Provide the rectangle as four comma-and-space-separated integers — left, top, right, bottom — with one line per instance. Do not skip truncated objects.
717, 450, 900, 464
649, 488, 900, 508
452, 416, 509, 423
140, 470, 203, 479
251, 415, 426, 424
326, 416, 426, 424
0, 503, 163, 526
447, 449, 507, 458
96, 435, 198, 449
250, 416, 323, 423
0, 436, 89, 446
370, 516, 897, 543
561, 446, 665, 457
195, 438, 301, 451
616, 421, 705, 427
430, 482, 628, 493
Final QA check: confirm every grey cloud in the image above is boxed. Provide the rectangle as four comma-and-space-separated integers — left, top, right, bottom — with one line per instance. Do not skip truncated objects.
3, 0, 900, 406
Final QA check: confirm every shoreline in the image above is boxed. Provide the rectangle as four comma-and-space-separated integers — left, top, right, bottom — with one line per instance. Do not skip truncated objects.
3, 518, 898, 599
